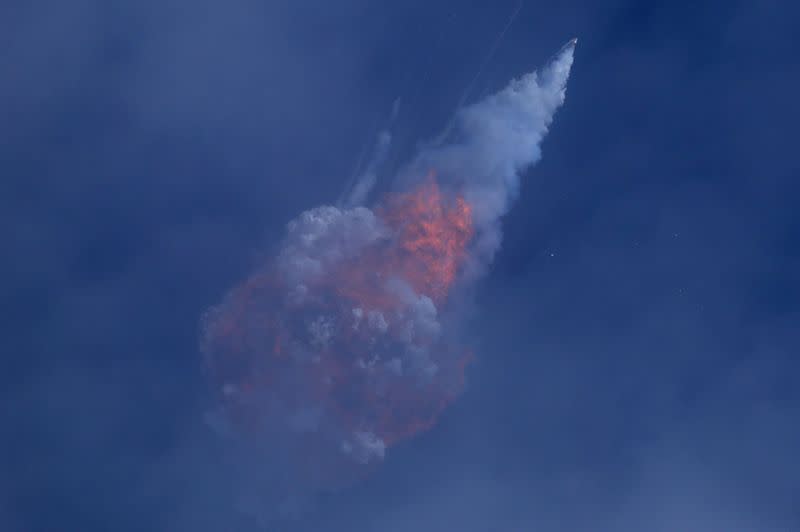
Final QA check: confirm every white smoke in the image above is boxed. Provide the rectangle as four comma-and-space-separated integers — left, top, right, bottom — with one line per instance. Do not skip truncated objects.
273, 205, 446, 389
346, 130, 393, 207
341, 97, 402, 208
277, 205, 388, 295
405, 40, 575, 275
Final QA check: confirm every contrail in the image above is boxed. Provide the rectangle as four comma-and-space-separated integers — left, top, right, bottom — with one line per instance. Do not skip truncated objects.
381, 11, 460, 180
454, 0, 525, 117
428, 0, 525, 148
343, 129, 392, 207
339, 98, 401, 208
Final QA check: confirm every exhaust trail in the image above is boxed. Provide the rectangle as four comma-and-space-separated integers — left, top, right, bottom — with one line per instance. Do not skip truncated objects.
340, 99, 401, 208
404, 37, 576, 275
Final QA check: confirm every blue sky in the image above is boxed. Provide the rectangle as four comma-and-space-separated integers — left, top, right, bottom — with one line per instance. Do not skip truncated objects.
2, 1, 798, 530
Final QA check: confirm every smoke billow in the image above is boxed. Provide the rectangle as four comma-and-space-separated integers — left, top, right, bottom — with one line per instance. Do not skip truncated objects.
407, 40, 575, 275
200, 40, 575, 511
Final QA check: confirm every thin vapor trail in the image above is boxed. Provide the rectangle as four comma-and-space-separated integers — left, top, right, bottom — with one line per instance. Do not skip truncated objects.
429, 0, 525, 148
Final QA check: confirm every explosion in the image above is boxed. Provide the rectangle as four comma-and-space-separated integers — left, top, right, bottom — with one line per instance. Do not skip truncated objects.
201, 177, 474, 489
200, 39, 575, 496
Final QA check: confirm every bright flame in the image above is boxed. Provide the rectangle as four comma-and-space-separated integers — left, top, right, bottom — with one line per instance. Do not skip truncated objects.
381, 177, 474, 301
330, 176, 474, 309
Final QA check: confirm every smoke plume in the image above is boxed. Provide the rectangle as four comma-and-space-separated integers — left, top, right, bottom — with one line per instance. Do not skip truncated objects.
406, 39, 575, 275
200, 40, 575, 507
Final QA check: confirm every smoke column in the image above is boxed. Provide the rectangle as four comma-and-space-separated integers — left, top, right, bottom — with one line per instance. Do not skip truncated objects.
200, 40, 575, 497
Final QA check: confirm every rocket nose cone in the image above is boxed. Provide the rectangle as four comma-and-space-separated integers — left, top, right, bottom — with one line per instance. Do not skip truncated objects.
554, 37, 578, 59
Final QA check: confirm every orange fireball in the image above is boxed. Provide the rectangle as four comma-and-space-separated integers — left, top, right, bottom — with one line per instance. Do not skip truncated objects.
201, 176, 474, 491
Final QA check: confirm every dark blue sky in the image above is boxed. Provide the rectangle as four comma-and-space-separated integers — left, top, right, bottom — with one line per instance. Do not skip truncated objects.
2, 1, 798, 530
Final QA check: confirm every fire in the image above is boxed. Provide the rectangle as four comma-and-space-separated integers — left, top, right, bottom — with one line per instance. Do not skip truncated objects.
381, 177, 474, 301
330, 177, 473, 309
201, 176, 475, 490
